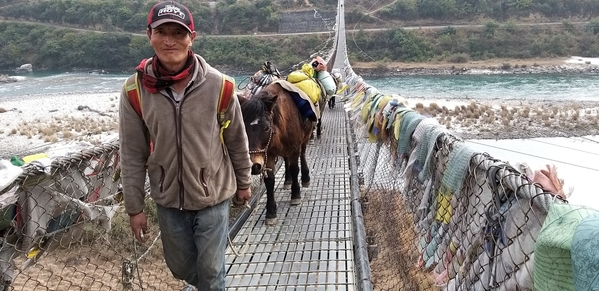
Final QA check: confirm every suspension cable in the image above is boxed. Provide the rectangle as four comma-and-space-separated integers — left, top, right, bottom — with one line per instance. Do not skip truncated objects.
528, 137, 599, 156
466, 140, 599, 172
349, 0, 382, 63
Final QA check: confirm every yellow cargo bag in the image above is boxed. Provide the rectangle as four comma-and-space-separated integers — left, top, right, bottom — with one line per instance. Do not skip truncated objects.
286, 64, 321, 104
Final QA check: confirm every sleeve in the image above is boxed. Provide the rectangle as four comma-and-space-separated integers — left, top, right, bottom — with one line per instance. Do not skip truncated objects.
221, 83, 253, 190
118, 76, 152, 215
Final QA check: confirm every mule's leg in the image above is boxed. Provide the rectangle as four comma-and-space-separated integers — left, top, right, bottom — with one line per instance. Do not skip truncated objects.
288, 157, 302, 205
300, 144, 310, 188
264, 170, 278, 225
283, 157, 292, 190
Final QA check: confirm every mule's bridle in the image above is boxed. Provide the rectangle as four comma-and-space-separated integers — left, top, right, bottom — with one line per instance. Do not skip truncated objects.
248, 125, 274, 177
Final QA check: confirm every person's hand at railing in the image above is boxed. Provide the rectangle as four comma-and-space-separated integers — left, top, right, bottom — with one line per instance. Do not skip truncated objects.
129, 212, 148, 243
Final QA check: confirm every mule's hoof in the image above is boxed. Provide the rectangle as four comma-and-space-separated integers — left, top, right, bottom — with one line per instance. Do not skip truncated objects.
290, 198, 302, 205
283, 181, 292, 190
302, 181, 310, 188
265, 217, 278, 225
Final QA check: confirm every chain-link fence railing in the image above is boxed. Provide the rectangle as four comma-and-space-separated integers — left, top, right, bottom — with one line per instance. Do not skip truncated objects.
339, 65, 599, 291
0, 140, 266, 290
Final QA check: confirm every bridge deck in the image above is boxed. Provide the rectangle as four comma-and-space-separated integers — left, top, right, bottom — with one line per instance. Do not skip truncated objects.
225, 104, 357, 290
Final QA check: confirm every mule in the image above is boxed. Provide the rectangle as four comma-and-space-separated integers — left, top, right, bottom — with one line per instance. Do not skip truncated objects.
240, 82, 317, 225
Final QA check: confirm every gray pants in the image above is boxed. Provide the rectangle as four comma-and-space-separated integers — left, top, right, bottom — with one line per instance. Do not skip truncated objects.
157, 200, 229, 291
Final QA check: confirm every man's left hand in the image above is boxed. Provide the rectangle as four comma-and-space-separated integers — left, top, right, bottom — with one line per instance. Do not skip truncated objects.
233, 188, 251, 207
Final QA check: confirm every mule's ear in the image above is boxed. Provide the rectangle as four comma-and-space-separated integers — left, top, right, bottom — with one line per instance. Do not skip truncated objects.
263, 93, 278, 112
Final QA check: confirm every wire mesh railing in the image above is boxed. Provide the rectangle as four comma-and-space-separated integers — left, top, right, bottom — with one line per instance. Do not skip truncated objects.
338, 63, 599, 290
0, 140, 266, 290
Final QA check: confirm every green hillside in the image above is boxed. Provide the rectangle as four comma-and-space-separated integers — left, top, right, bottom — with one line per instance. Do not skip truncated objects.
2, 0, 599, 34
0, 0, 599, 72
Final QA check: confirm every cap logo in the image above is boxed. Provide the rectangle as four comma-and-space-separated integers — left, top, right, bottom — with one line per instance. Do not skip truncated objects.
158, 4, 186, 20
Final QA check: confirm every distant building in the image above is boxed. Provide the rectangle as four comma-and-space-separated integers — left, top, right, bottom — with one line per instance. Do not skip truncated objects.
278, 11, 336, 34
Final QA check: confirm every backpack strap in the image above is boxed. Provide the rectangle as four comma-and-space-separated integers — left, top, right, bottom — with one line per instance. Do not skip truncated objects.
218, 74, 235, 155
125, 72, 143, 118
124, 72, 153, 153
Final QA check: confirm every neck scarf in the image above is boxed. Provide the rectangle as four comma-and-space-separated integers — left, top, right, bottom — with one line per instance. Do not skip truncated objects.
136, 50, 195, 93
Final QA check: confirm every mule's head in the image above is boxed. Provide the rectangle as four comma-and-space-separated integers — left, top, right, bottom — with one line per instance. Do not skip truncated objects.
240, 90, 278, 175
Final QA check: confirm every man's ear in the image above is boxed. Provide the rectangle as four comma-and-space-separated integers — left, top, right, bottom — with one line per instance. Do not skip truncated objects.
146, 29, 152, 40
190, 31, 197, 42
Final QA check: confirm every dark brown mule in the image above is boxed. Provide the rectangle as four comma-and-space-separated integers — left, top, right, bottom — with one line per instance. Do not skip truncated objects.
240, 82, 317, 225
284, 86, 325, 190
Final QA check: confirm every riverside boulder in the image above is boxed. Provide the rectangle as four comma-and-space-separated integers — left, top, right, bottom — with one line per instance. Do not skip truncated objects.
0, 75, 17, 83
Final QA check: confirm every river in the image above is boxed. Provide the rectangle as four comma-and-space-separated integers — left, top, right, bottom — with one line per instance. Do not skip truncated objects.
1, 70, 598, 209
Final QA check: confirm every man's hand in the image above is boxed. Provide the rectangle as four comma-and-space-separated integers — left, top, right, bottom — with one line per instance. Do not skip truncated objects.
129, 212, 148, 243
233, 188, 251, 207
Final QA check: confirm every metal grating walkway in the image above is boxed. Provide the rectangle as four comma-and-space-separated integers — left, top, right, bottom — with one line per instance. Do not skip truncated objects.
225, 104, 356, 290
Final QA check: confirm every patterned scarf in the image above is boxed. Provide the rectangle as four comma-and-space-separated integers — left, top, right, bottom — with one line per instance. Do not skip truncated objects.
136, 50, 195, 93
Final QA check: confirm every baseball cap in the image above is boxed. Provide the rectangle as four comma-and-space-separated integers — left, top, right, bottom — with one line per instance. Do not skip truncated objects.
147, 1, 195, 33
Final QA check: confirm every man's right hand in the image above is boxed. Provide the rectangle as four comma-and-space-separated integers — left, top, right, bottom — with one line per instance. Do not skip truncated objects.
129, 212, 148, 243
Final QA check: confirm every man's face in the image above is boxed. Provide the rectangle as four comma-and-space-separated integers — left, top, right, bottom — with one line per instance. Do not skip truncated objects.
312, 60, 326, 72
147, 23, 196, 72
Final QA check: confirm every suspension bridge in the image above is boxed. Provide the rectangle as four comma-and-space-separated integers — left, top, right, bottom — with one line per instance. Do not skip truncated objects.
2, 0, 599, 290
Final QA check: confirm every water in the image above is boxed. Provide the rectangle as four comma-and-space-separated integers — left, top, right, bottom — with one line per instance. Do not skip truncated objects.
0, 71, 129, 100
2, 70, 599, 209
4, 70, 599, 102
0, 71, 255, 100
365, 73, 599, 101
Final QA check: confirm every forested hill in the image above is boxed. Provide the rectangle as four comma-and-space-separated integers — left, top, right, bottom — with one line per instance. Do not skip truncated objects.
1, 0, 599, 72
2, 0, 599, 35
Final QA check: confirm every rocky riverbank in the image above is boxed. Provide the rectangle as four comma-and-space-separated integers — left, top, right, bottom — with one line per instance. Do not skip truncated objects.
351, 56, 599, 77
0, 74, 17, 83
405, 98, 599, 141
355, 64, 599, 77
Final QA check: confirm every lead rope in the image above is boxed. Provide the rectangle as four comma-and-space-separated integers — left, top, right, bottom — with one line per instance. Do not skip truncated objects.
228, 201, 258, 257
122, 232, 162, 290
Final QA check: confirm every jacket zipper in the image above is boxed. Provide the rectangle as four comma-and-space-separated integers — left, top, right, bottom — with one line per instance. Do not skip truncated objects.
175, 100, 184, 210
165, 88, 186, 211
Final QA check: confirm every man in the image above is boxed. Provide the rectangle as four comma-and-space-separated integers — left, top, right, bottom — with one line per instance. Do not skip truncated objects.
118, 1, 252, 290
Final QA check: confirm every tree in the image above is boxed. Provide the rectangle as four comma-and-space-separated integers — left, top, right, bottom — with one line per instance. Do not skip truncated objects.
484, 21, 499, 37
586, 18, 599, 35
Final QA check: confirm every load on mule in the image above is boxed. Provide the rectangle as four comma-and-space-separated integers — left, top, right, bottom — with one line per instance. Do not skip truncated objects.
241, 59, 329, 138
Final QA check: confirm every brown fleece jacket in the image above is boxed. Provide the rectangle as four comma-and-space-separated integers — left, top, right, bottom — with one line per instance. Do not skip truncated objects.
119, 54, 252, 215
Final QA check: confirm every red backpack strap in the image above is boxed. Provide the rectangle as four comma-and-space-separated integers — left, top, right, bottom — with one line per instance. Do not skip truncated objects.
218, 74, 235, 155
125, 72, 143, 118
124, 73, 153, 153
218, 74, 235, 123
